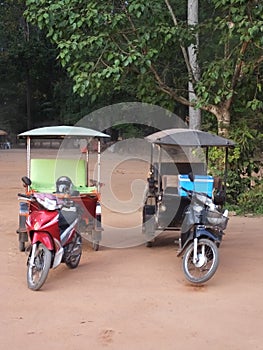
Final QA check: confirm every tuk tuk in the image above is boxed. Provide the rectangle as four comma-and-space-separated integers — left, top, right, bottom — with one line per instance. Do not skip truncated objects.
142, 128, 235, 246
16, 125, 110, 252
0, 129, 10, 149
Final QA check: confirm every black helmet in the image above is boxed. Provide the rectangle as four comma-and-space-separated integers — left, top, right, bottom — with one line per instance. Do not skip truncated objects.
56, 176, 73, 194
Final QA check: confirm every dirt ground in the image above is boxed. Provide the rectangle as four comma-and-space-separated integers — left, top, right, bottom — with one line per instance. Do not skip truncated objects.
1, 148, 263, 350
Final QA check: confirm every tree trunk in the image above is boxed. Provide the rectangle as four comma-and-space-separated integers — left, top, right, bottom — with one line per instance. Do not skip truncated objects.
204, 104, 231, 137
217, 109, 231, 137
188, 0, 201, 130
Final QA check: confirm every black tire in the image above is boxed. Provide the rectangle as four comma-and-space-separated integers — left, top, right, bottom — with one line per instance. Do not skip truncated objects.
142, 204, 155, 233
19, 241, 25, 252
65, 234, 82, 269
18, 232, 28, 252
27, 243, 52, 291
93, 241, 99, 251
143, 214, 156, 246
91, 230, 101, 251
182, 238, 219, 285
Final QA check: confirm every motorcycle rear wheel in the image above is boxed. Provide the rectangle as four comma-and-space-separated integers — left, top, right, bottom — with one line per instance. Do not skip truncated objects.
65, 233, 82, 269
27, 243, 52, 291
182, 238, 219, 285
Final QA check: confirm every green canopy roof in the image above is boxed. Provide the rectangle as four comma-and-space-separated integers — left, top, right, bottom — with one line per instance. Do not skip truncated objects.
18, 125, 110, 138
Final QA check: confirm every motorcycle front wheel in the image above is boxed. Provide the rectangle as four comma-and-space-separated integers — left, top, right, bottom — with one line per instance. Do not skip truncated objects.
27, 243, 52, 291
182, 238, 219, 285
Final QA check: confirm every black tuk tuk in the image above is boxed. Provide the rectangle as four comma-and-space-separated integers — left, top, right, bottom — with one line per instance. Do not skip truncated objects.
142, 128, 235, 245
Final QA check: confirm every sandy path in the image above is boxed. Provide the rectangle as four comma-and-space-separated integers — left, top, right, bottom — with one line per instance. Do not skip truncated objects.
1, 149, 263, 350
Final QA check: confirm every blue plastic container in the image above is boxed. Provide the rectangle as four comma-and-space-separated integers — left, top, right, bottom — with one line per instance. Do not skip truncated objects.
179, 175, 214, 197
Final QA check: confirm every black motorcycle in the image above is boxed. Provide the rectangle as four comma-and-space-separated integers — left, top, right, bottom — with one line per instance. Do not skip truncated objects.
177, 186, 229, 284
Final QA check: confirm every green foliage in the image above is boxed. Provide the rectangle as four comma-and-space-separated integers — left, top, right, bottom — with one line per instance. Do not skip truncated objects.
196, 0, 263, 109
0, 0, 68, 133
207, 120, 263, 213
22, 0, 263, 134
24, 0, 194, 107
113, 123, 145, 139
235, 182, 263, 215
224, 169, 250, 207
230, 121, 263, 173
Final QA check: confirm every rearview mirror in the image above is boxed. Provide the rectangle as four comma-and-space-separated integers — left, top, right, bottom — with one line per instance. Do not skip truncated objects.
21, 176, 32, 186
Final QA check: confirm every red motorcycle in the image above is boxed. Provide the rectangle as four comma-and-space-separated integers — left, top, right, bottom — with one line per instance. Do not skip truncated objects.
18, 186, 82, 291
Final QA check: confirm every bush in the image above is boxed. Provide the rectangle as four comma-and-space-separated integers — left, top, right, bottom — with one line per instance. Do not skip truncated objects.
206, 122, 263, 214
236, 182, 263, 215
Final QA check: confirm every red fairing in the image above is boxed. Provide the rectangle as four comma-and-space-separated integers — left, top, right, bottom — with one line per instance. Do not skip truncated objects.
26, 210, 60, 241
31, 232, 54, 250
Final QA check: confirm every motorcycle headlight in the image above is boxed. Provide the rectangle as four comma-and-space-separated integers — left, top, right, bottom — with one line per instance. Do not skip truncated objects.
193, 204, 203, 213
32, 221, 41, 230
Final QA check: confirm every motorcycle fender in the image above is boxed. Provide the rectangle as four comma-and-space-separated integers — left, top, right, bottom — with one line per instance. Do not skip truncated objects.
177, 231, 194, 257
195, 227, 218, 242
52, 246, 64, 269
30, 231, 54, 250
177, 228, 218, 257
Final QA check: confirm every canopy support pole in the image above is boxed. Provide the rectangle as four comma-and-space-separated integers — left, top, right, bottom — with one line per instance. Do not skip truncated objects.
26, 136, 31, 192
224, 147, 229, 194
26, 136, 31, 178
86, 147, 89, 187
97, 138, 101, 193
150, 143, 154, 174
205, 147, 209, 170
157, 145, 162, 193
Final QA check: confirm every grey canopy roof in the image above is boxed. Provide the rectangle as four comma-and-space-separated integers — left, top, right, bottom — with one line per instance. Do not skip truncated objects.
18, 125, 110, 138
146, 128, 235, 147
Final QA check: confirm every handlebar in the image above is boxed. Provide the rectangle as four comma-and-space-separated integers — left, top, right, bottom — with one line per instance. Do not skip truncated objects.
180, 187, 193, 195
18, 192, 79, 212
180, 187, 211, 197
180, 187, 214, 209
18, 193, 33, 200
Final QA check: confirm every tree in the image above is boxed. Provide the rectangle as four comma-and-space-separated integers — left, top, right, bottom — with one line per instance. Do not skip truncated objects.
0, 1, 27, 132
24, 0, 263, 135
195, 0, 263, 135
0, 0, 70, 133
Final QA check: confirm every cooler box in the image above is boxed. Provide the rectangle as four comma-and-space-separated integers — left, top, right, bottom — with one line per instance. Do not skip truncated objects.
179, 175, 214, 197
